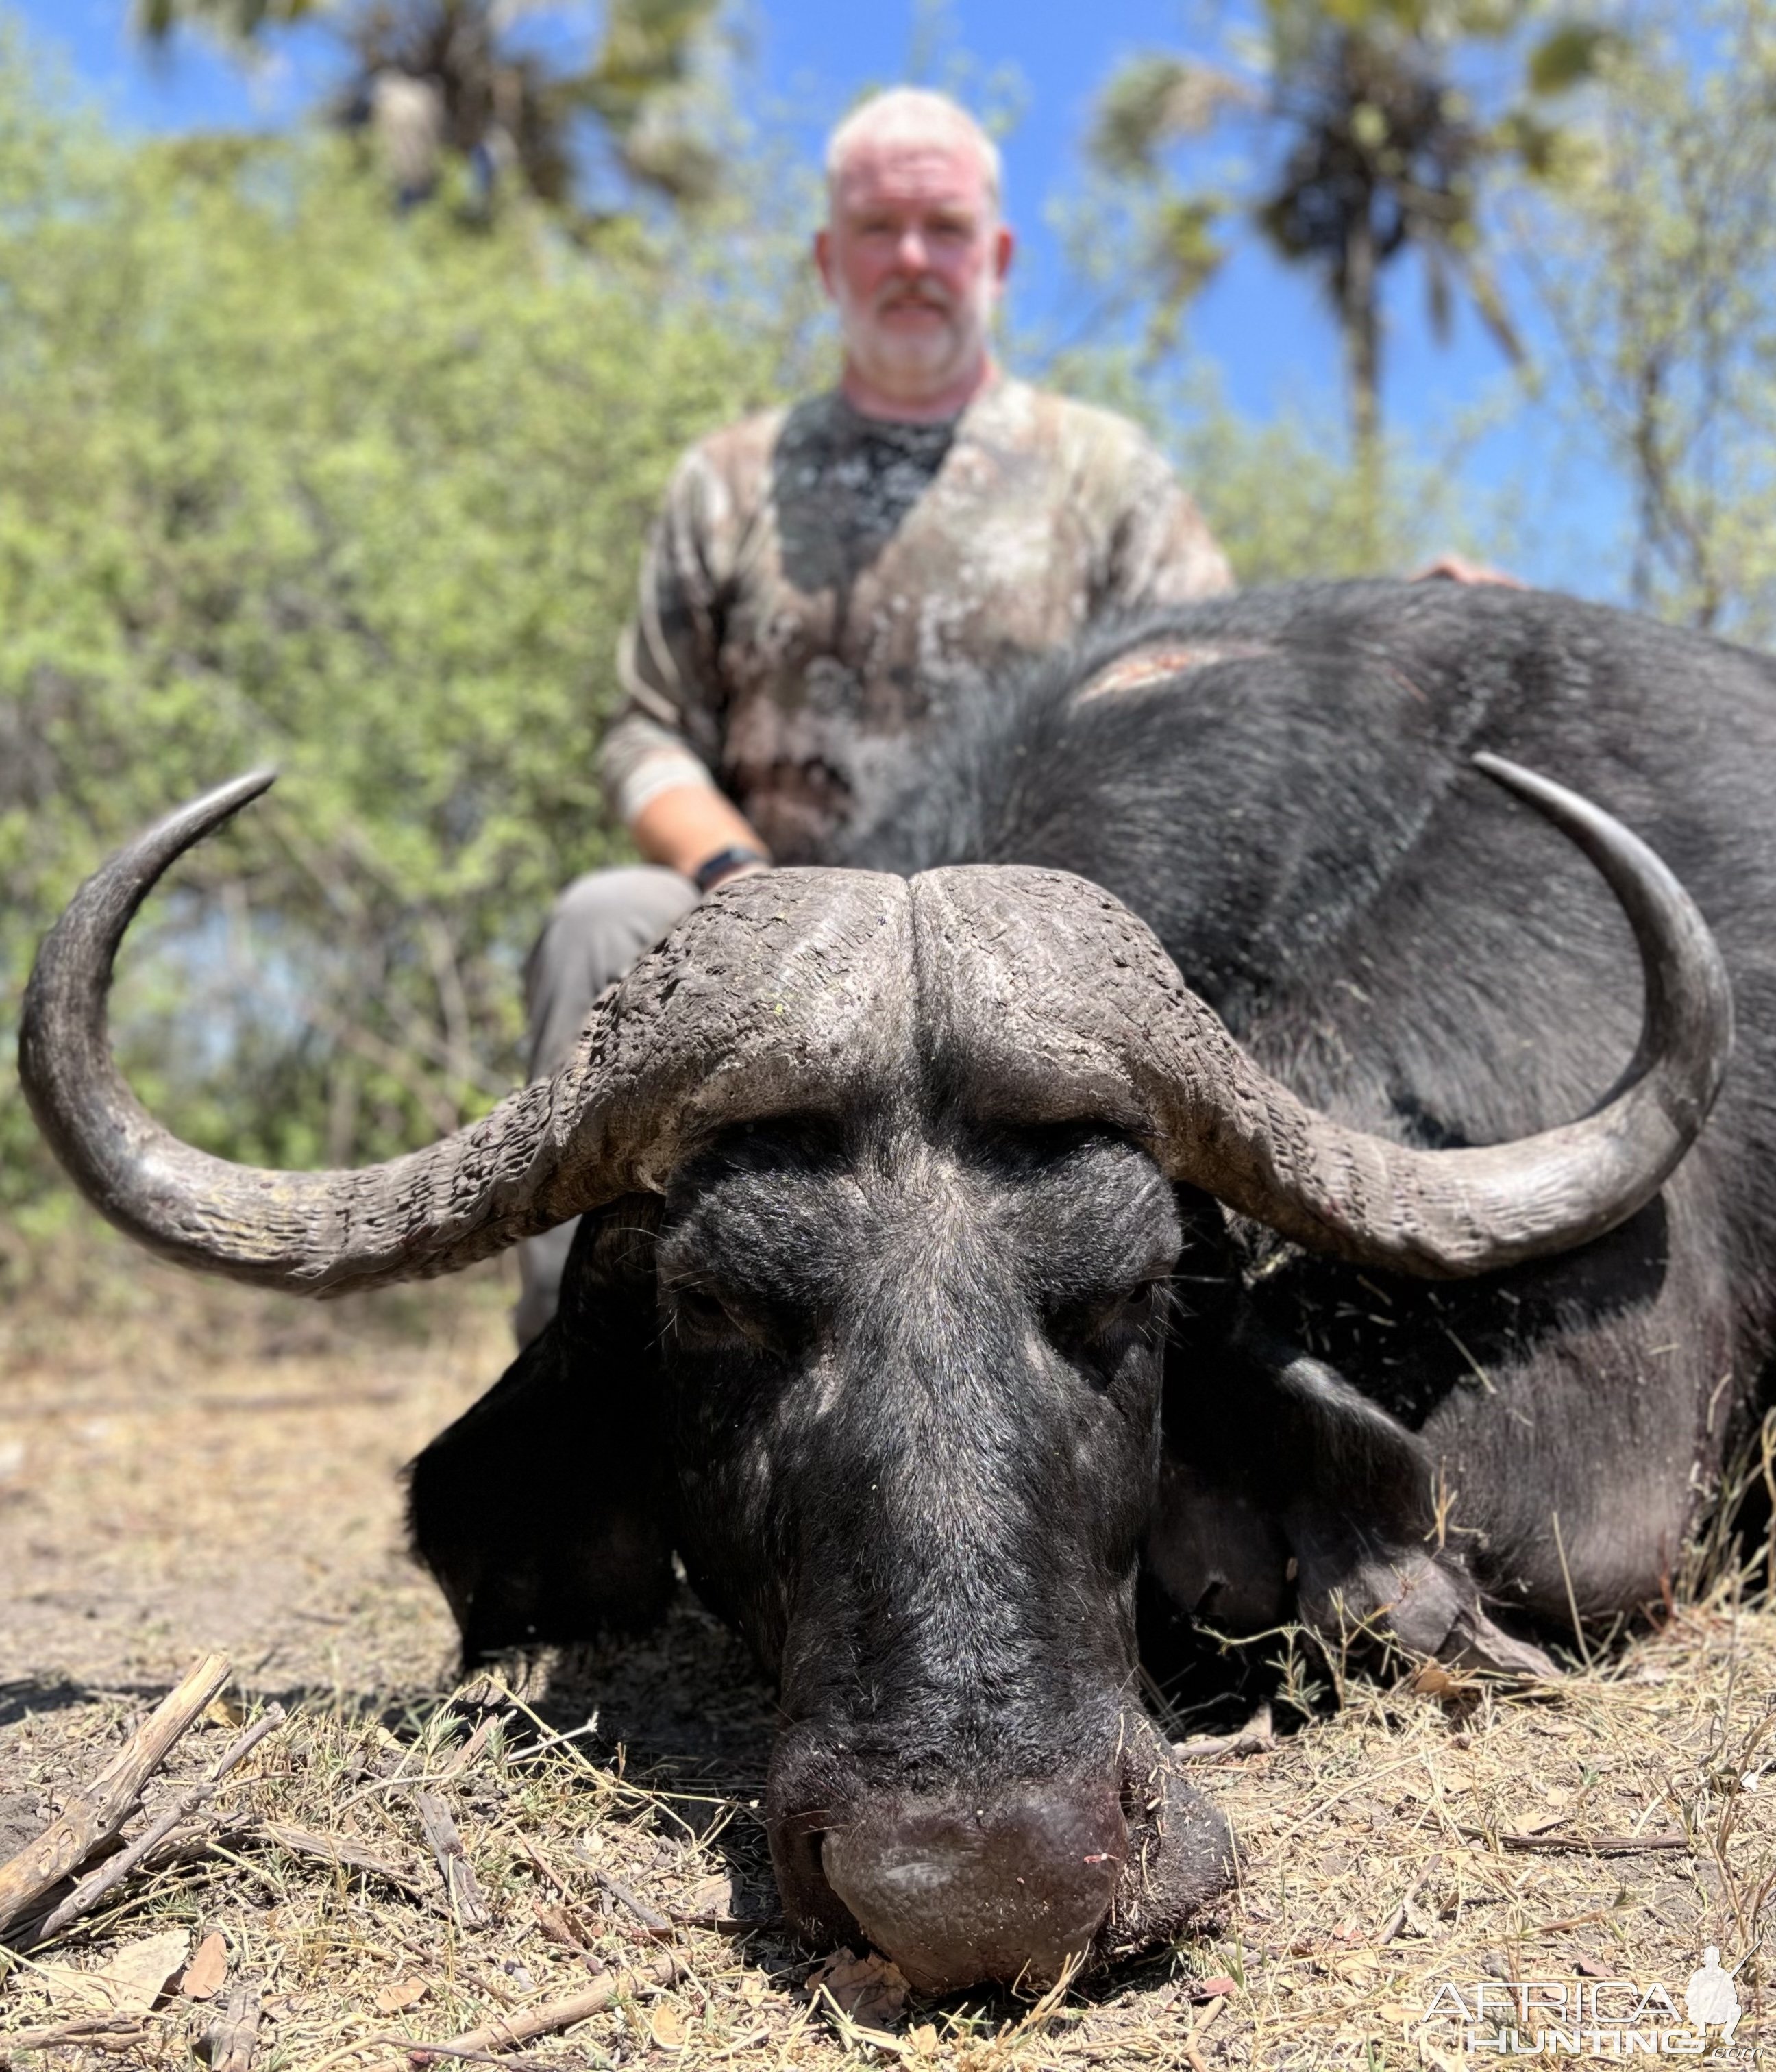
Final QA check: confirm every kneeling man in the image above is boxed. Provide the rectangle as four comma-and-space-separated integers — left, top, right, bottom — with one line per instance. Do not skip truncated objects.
517, 86, 1233, 1341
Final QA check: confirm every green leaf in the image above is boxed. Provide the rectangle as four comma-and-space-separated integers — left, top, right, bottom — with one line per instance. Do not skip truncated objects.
1089, 55, 1252, 177
1527, 23, 1622, 96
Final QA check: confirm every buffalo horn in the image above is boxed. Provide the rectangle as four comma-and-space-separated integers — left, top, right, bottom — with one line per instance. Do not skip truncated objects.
18, 774, 909, 1294
913, 754, 1732, 1279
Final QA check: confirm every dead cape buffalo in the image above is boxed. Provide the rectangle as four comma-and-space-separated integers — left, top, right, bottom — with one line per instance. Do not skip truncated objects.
18, 578, 1773, 1995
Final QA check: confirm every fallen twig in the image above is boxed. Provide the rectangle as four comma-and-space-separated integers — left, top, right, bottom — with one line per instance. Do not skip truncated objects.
261, 1822, 432, 1899
201, 1980, 262, 2072
582, 1858, 671, 1936
1379, 1854, 1440, 1943
0, 2012, 154, 2053
0, 1652, 232, 1939
20, 1705, 286, 1947
379, 2049, 563, 2071
415, 1793, 491, 1929
1184, 1990, 1229, 2072
1175, 1701, 1276, 1764
1457, 1825, 1690, 1855
398, 1951, 682, 2062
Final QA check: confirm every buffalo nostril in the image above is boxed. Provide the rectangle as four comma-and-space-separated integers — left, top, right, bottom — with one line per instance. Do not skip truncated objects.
820, 1782, 1126, 1993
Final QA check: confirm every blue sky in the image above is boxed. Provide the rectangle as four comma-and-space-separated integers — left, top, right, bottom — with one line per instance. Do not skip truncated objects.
10, 0, 1616, 591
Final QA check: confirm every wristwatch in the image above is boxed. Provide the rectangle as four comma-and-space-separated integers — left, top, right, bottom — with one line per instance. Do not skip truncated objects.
693, 845, 771, 893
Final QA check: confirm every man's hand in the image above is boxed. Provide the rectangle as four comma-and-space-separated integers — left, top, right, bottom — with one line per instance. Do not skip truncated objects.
1411, 552, 1525, 588
631, 782, 771, 889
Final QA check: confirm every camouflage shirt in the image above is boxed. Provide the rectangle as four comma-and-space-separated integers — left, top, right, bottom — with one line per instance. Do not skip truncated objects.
599, 374, 1233, 865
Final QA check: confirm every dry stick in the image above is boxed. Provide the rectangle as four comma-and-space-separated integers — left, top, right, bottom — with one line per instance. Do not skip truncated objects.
415, 1792, 491, 1929
1457, 1823, 1689, 1855
260, 1822, 432, 1899
513, 1836, 576, 1906
21, 1705, 286, 1947
0, 1651, 231, 1938
203, 1980, 262, 2072
1536, 1906, 1624, 1934
1379, 1855, 1440, 1943
1184, 1991, 1229, 2072
581, 1858, 671, 1936
1176, 1701, 1276, 1764
363, 2048, 561, 2071
408, 1952, 682, 2062
0, 2013, 153, 2053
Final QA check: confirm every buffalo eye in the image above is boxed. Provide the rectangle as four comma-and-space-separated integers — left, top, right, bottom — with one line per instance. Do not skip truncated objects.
1046, 1279, 1168, 1374
665, 1274, 793, 1355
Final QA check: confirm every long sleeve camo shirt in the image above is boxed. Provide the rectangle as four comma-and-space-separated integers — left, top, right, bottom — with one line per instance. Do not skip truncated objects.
598, 373, 1233, 866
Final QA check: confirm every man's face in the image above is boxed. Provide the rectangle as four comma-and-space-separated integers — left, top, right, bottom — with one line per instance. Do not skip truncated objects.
815, 134, 1014, 406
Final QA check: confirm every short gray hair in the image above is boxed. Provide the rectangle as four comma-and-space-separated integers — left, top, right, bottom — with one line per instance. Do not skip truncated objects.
824, 88, 1002, 212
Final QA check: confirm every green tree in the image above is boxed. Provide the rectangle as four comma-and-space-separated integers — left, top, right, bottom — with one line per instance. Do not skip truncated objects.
1087, 1, 1605, 488
1508, 0, 1776, 634
0, 19, 796, 1215
1034, 344, 1499, 585
136, 0, 722, 215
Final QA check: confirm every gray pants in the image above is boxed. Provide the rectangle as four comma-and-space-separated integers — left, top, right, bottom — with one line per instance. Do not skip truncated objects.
514, 864, 699, 1345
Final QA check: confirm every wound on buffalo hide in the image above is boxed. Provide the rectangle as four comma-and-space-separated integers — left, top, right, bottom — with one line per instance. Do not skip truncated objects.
1072, 641, 1274, 702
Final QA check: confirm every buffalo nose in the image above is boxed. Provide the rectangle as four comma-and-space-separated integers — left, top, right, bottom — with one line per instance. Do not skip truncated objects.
820, 1782, 1126, 1993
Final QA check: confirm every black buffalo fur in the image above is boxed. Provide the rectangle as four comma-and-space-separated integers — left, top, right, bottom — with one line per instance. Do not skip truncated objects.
841, 577, 1776, 1634
410, 579, 1776, 1951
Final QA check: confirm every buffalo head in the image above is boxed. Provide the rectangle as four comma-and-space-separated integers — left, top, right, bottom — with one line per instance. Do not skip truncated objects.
18, 756, 1731, 1990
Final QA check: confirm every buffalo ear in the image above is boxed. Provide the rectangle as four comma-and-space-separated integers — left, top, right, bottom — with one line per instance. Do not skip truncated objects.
407, 1197, 675, 1664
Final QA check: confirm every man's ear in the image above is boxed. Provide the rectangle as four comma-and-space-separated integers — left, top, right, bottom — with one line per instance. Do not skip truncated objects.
991, 220, 1014, 287
407, 1197, 675, 1664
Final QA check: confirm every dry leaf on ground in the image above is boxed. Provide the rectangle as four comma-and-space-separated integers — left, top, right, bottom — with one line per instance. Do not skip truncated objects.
374, 1976, 430, 2014
651, 1999, 689, 2049
180, 1931, 229, 2001
677, 1872, 738, 1921
807, 1949, 911, 2029
40, 1929, 190, 2014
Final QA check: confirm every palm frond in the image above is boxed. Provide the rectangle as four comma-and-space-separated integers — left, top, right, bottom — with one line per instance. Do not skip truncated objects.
136, 0, 334, 41
1089, 55, 1256, 179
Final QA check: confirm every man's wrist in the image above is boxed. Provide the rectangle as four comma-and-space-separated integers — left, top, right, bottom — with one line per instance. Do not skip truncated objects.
692, 845, 772, 893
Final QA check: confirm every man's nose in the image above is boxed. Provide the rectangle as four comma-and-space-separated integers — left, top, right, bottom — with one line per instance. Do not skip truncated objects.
893, 226, 930, 272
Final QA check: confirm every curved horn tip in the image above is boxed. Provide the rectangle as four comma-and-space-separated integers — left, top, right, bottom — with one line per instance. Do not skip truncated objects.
170, 767, 280, 841
1472, 750, 1589, 819
1466, 754, 1678, 878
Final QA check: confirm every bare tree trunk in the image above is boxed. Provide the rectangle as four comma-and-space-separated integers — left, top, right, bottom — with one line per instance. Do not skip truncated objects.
1342, 208, 1383, 563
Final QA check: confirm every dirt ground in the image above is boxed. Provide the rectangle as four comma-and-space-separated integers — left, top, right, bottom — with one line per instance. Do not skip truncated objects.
3, 1236, 1776, 2069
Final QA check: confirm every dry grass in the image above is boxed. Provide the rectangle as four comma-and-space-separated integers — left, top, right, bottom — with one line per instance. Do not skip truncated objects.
3, 1233, 1775, 2068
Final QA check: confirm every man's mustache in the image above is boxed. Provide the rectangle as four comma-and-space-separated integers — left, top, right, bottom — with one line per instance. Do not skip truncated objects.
874, 280, 955, 314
